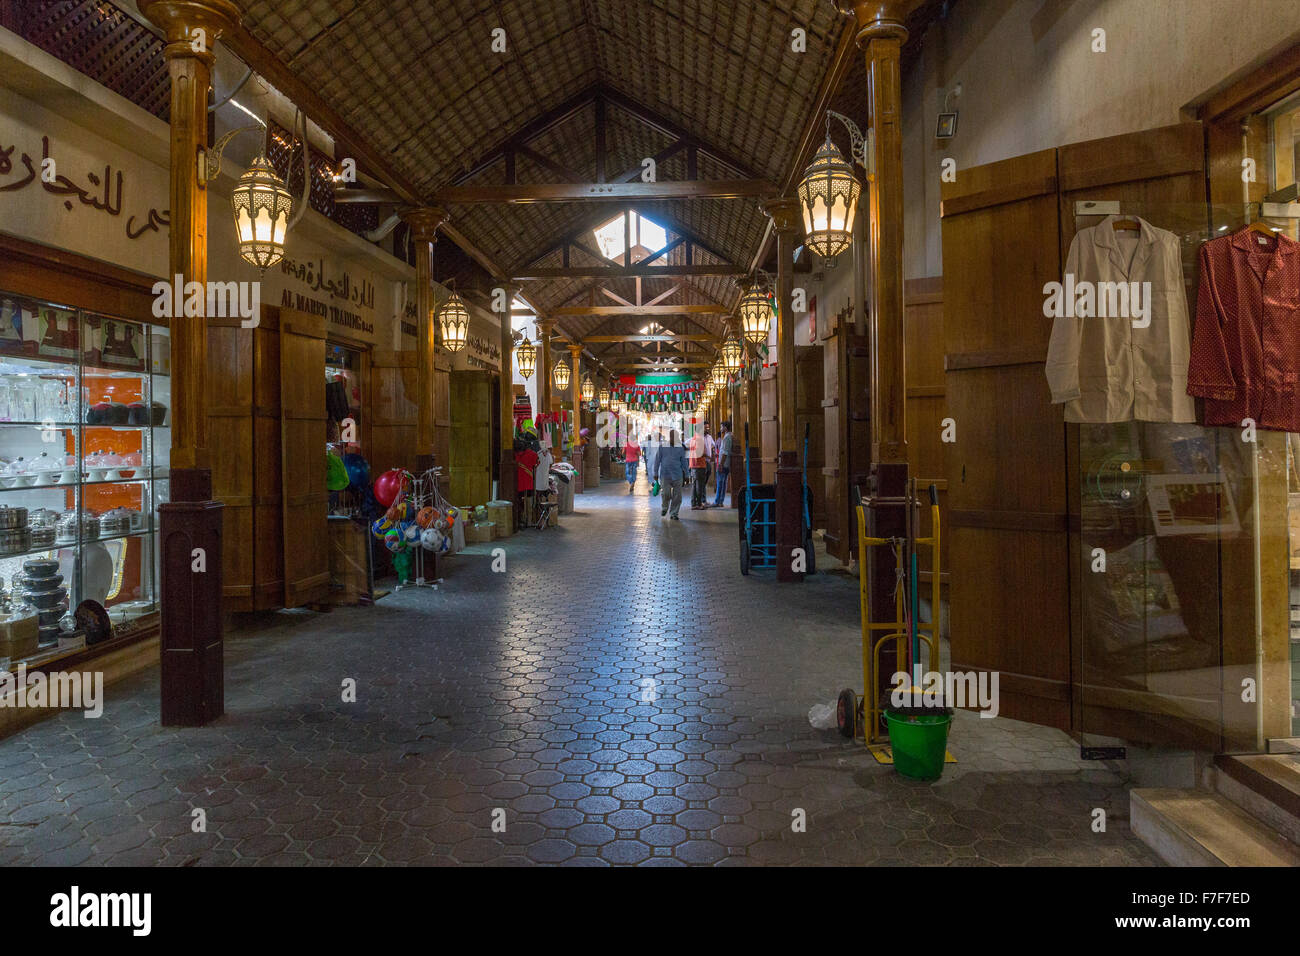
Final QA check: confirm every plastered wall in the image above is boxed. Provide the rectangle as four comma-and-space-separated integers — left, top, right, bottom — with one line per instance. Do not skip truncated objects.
902, 0, 1300, 279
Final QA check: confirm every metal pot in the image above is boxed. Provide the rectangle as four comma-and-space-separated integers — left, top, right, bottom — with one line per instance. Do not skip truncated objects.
0, 527, 30, 555
0, 505, 28, 530
22, 558, 58, 577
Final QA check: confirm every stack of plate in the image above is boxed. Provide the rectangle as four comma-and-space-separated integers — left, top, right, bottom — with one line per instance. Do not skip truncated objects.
19, 559, 66, 644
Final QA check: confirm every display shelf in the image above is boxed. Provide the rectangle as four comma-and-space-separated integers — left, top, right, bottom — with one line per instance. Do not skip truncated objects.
0, 296, 168, 655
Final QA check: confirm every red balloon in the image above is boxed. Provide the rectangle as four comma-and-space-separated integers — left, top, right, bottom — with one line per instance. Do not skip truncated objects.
373, 469, 407, 508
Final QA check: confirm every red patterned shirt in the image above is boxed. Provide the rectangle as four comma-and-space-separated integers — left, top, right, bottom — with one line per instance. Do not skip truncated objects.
1187, 230, 1300, 431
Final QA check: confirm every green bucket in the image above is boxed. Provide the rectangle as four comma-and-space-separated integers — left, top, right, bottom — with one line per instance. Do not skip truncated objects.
884, 710, 952, 781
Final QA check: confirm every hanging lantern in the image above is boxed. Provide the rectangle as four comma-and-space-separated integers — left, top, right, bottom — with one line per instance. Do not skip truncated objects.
720, 336, 744, 373
231, 155, 294, 270
516, 336, 536, 379
797, 136, 861, 259
438, 291, 469, 353
581, 375, 594, 402
552, 355, 571, 390
710, 360, 729, 389
598, 386, 611, 408
739, 286, 773, 345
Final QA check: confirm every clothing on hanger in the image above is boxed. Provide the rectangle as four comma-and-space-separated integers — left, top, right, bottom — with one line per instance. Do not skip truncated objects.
1045, 214, 1195, 423
1187, 227, 1300, 431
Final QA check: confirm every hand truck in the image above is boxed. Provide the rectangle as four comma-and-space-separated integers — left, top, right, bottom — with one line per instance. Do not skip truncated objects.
837, 480, 941, 744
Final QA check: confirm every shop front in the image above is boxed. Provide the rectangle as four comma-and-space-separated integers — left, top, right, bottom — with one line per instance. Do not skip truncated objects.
931, 37, 1300, 760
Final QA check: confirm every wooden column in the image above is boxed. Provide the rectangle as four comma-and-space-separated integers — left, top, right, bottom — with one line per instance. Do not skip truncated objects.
844, 0, 918, 705
568, 343, 584, 483
730, 358, 743, 508
764, 197, 805, 583
400, 207, 448, 471
140, 0, 240, 726
497, 282, 519, 506
537, 317, 554, 415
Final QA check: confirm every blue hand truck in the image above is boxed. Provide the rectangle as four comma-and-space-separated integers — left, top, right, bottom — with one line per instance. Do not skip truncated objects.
738, 422, 777, 575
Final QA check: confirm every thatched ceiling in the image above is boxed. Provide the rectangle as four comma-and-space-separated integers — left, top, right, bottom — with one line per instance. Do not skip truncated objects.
235, 0, 851, 360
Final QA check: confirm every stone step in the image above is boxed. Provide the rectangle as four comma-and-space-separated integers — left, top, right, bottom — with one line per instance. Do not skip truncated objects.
1130, 788, 1300, 867
1207, 753, 1300, 846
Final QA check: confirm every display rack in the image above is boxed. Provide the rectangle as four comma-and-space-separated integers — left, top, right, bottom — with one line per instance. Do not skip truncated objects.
0, 292, 170, 660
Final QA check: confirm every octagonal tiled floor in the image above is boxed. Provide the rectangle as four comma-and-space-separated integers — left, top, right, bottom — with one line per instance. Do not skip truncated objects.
0, 473, 1158, 865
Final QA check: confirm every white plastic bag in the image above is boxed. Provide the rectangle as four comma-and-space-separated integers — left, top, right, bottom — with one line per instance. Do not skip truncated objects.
808, 701, 837, 730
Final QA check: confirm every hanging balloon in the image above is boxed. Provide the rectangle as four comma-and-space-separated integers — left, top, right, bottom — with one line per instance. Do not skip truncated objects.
373, 469, 408, 508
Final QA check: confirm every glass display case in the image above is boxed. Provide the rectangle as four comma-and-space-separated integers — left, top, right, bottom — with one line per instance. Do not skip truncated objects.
0, 291, 170, 662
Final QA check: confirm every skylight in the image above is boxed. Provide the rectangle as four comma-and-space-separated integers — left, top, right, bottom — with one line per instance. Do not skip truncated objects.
593, 212, 668, 263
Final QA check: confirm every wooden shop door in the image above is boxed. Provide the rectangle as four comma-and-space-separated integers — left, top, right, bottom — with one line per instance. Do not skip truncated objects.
940, 148, 1072, 730
279, 309, 330, 607
449, 371, 493, 506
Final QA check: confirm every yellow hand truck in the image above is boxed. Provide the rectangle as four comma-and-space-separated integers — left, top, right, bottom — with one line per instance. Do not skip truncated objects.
837, 480, 941, 745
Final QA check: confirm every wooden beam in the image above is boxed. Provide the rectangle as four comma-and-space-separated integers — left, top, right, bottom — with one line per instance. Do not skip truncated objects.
602, 86, 762, 180
585, 334, 719, 343
553, 304, 727, 316
612, 362, 712, 369
431, 179, 773, 204
450, 86, 599, 186
514, 263, 744, 280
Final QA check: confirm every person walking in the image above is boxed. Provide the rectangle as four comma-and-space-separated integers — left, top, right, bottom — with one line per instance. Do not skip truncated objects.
713, 420, 732, 507
645, 428, 663, 495
623, 434, 641, 492
686, 421, 717, 509
654, 428, 688, 520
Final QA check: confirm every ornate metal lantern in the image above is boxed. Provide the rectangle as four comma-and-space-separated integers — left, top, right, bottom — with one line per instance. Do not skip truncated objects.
552, 355, 571, 390
797, 138, 861, 259
739, 285, 773, 345
231, 155, 294, 270
516, 336, 536, 379
438, 291, 469, 353
719, 336, 744, 373
597, 385, 611, 408
710, 360, 730, 389
581, 375, 594, 403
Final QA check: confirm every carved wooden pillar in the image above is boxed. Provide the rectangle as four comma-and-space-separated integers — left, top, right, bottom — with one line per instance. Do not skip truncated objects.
140, 0, 240, 726
764, 197, 805, 583
568, 343, 584, 483
497, 282, 520, 506
400, 207, 448, 472
843, 0, 918, 707
537, 317, 554, 416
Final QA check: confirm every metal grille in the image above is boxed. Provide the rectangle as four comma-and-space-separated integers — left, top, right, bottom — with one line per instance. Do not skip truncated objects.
0, 0, 170, 121
266, 118, 378, 236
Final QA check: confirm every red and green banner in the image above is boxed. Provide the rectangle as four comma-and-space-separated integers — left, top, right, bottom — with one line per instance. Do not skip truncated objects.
612, 380, 704, 411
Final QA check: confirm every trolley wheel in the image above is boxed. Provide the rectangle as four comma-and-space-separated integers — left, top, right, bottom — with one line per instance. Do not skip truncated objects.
740, 543, 751, 576
836, 688, 857, 739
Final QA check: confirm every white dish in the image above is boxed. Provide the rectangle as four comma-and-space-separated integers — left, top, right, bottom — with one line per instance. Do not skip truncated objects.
101, 470, 119, 481
13, 474, 37, 487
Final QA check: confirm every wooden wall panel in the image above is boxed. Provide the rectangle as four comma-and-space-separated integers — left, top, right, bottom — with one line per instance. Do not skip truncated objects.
941, 147, 1070, 729
370, 350, 418, 476
279, 310, 329, 608
904, 278, 948, 579
759, 369, 778, 484
449, 371, 493, 506
795, 344, 826, 530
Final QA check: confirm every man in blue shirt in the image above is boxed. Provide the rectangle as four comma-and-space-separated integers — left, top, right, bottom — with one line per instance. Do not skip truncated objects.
653, 429, 688, 519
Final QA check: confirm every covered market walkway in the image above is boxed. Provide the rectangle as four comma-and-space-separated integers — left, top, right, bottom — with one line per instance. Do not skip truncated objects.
0, 478, 1154, 866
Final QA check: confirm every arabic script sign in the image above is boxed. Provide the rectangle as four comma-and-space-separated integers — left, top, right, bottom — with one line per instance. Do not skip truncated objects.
0, 135, 169, 240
